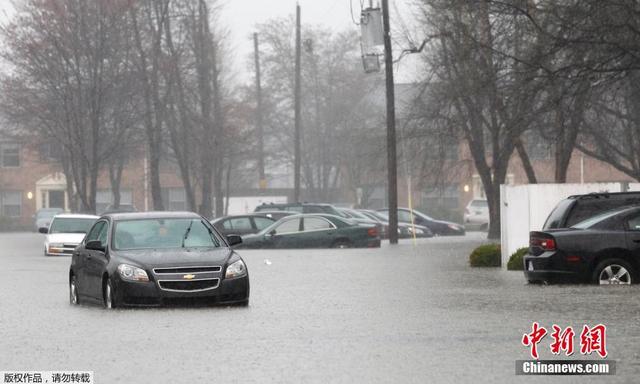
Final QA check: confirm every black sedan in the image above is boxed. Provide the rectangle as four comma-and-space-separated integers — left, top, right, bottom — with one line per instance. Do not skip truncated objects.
377, 208, 465, 236
239, 214, 380, 249
524, 206, 640, 285
69, 211, 249, 308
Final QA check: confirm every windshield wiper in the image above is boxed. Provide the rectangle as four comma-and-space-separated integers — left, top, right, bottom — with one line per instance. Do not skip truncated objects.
181, 220, 194, 248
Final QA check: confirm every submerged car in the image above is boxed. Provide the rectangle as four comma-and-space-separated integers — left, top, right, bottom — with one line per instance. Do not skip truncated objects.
240, 213, 380, 249
377, 208, 465, 236
69, 211, 249, 308
463, 199, 489, 230
357, 209, 434, 239
524, 206, 640, 285
41, 214, 99, 256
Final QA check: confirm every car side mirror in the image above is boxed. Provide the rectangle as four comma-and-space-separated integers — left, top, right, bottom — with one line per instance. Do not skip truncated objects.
86, 240, 105, 252
265, 230, 275, 238
38, 227, 48, 234
226, 234, 243, 247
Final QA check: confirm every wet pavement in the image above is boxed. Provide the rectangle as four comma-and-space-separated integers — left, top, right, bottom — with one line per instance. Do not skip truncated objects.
0, 231, 638, 383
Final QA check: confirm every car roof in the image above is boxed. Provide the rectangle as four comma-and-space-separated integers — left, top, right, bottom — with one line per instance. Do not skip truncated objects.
258, 202, 335, 207
104, 211, 202, 221
212, 213, 278, 222
569, 191, 640, 200
53, 213, 100, 219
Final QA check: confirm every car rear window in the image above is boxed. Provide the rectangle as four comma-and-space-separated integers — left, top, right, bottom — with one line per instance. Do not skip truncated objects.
470, 200, 487, 208
542, 199, 575, 229
566, 198, 638, 227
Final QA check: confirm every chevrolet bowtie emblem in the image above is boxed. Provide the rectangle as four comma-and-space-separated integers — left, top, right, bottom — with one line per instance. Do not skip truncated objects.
183, 274, 196, 280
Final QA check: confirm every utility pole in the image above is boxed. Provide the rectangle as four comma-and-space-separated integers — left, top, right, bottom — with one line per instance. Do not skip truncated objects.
254, 32, 266, 190
381, 0, 398, 244
293, 3, 302, 202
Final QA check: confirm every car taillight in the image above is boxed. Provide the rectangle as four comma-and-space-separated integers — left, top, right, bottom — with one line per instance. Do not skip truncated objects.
367, 227, 378, 237
530, 236, 556, 251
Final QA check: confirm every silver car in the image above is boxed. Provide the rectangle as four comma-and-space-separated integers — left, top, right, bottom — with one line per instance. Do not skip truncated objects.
463, 199, 489, 230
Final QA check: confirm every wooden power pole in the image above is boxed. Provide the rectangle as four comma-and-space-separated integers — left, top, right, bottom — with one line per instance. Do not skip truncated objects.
381, 0, 398, 244
293, 3, 302, 202
254, 33, 266, 190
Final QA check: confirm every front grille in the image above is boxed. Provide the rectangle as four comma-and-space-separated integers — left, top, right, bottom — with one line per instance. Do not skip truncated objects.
153, 266, 221, 274
158, 278, 220, 292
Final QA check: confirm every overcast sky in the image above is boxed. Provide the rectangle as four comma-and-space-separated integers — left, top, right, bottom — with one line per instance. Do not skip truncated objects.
0, 0, 423, 84
223, 0, 423, 84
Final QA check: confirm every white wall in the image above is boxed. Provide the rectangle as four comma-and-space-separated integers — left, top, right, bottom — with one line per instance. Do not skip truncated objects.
224, 196, 288, 216
499, 183, 639, 267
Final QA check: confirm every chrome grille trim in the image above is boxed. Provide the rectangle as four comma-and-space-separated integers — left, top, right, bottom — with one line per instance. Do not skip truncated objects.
153, 266, 222, 274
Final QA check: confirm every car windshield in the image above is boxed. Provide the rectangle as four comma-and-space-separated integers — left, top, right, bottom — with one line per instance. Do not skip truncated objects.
113, 218, 221, 250
49, 218, 96, 234
570, 208, 631, 229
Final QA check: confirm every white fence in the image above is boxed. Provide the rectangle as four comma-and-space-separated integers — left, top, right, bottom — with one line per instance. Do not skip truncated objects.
499, 182, 640, 267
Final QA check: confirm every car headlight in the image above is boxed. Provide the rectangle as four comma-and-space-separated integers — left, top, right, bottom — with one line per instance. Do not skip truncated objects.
117, 264, 149, 282
48, 243, 64, 253
447, 224, 461, 231
225, 259, 247, 279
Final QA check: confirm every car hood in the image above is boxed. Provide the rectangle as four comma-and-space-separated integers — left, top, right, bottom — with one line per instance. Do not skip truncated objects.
430, 219, 463, 228
113, 247, 234, 268
46, 233, 86, 244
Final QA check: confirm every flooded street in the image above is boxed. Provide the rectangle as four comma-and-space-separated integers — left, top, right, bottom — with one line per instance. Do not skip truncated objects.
0, 232, 635, 383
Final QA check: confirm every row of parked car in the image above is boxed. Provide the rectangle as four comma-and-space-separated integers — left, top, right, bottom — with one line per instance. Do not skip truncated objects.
38, 203, 464, 256
210, 203, 466, 249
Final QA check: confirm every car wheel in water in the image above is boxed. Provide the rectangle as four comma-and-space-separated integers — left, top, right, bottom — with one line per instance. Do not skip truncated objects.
332, 240, 351, 249
103, 278, 118, 309
69, 275, 79, 305
593, 258, 635, 285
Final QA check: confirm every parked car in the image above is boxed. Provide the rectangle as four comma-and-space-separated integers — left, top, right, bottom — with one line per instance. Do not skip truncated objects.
240, 213, 380, 249
34, 207, 64, 231
211, 214, 279, 237
357, 209, 434, 239
41, 214, 99, 256
543, 191, 640, 230
69, 211, 249, 308
377, 208, 465, 236
463, 199, 489, 230
254, 202, 347, 218
524, 206, 640, 285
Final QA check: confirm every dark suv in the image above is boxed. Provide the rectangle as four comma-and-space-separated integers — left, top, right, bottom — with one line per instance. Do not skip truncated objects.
254, 203, 346, 217
543, 192, 640, 229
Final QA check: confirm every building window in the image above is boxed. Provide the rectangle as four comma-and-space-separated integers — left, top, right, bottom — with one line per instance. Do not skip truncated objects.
1, 191, 22, 217
39, 142, 62, 163
162, 188, 186, 211
1, 142, 20, 167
